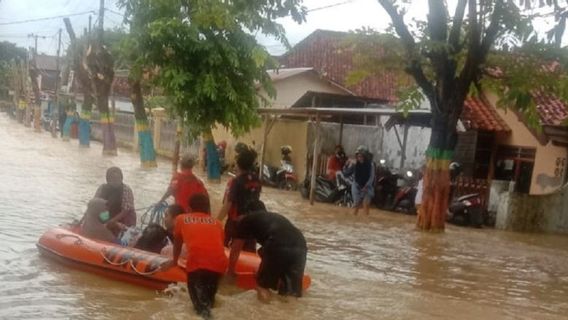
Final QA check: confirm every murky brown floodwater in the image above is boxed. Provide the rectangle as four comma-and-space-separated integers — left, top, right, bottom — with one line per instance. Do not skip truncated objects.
1, 113, 568, 320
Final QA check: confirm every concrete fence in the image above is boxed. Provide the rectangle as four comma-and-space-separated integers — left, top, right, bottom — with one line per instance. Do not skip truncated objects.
91, 109, 199, 158
496, 184, 568, 234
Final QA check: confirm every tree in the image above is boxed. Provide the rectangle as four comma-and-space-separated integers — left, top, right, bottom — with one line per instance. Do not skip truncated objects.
64, 18, 96, 145
356, 0, 567, 231
119, 0, 306, 179
0, 42, 26, 99
111, 9, 158, 168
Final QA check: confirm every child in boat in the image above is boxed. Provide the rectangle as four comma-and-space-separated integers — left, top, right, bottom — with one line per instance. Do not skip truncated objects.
80, 198, 117, 243
168, 193, 227, 319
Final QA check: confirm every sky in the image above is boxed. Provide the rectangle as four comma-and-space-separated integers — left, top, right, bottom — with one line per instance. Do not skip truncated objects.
0, 0, 562, 57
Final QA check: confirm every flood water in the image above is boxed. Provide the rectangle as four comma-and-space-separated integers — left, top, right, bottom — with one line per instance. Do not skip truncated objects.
1, 113, 568, 320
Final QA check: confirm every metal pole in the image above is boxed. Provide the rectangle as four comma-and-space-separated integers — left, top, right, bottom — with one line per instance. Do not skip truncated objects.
52, 28, 62, 137
309, 114, 321, 205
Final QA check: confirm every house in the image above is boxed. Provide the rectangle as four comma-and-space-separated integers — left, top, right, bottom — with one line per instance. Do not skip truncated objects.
35, 54, 59, 94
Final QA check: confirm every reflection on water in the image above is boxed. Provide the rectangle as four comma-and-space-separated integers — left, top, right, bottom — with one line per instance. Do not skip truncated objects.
0, 113, 567, 319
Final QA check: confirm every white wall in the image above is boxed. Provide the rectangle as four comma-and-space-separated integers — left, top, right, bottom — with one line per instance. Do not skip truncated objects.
259, 71, 348, 108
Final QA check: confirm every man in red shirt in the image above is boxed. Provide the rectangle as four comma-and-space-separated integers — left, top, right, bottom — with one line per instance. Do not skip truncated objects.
159, 154, 208, 212
169, 193, 227, 319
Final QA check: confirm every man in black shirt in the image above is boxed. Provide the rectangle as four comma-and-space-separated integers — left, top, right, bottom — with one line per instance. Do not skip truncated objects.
227, 201, 307, 302
217, 148, 261, 252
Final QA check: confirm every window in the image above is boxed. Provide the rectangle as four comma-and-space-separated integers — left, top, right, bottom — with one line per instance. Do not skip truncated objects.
494, 146, 536, 194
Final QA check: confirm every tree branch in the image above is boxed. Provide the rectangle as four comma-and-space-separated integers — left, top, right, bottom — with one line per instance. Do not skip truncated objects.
449, 0, 468, 52
428, 0, 448, 42
458, 0, 481, 92
480, 0, 504, 59
377, 0, 435, 97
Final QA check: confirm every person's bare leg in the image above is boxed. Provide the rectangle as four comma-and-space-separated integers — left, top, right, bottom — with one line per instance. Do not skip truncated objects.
353, 204, 360, 215
256, 287, 272, 303
364, 199, 370, 215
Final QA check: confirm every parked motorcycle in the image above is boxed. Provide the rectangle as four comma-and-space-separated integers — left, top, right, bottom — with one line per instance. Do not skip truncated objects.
300, 173, 353, 207
447, 193, 484, 228
262, 145, 298, 191
374, 161, 398, 209
391, 170, 418, 214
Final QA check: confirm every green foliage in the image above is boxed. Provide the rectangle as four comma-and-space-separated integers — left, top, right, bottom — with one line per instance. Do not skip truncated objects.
0, 42, 26, 98
396, 86, 424, 115
352, 0, 567, 130
118, 0, 305, 139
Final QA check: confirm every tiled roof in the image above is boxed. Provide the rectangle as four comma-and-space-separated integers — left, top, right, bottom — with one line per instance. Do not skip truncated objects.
35, 54, 58, 71
279, 30, 400, 102
533, 92, 568, 126
461, 97, 511, 132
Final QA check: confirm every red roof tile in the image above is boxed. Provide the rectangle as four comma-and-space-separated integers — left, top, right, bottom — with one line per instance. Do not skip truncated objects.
461, 97, 511, 132
279, 30, 402, 102
533, 92, 568, 126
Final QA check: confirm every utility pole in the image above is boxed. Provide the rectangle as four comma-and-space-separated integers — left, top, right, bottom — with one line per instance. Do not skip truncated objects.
51, 28, 62, 137
27, 33, 46, 132
88, 15, 92, 34
99, 0, 104, 44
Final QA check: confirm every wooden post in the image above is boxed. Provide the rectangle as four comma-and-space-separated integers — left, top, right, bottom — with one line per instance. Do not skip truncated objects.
258, 115, 269, 181
309, 114, 321, 205
172, 119, 181, 174
339, 115, 344, 146
400, 124, 409, 170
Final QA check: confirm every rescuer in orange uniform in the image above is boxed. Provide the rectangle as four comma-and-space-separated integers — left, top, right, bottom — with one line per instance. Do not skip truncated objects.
169, 193, 227, 319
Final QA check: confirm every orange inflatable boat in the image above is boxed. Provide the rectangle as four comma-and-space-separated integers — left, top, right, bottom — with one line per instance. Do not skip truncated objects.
37, 226, 311, 291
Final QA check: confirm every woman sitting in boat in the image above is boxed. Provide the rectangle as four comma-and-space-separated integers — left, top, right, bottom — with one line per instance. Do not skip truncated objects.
95, 167, 136, 234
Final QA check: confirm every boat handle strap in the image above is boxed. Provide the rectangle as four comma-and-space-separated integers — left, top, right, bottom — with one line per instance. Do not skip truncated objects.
129, 260, 159, 276
100, 248, 130, 266
56, 234, 84, 246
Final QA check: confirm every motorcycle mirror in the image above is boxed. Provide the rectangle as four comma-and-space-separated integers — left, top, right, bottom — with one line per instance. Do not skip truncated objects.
406, 171, 414, 178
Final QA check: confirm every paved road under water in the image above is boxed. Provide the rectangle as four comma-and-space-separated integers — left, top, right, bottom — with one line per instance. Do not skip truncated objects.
1, 113, 568, 320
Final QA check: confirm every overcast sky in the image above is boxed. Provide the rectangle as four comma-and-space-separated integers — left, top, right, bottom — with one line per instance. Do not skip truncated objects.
0, 0, 561, 57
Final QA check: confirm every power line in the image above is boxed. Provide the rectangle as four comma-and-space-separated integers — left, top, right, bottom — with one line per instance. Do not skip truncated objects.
0, 10, 96, 26
307, 0, 357, 13
105, 8, 124, 18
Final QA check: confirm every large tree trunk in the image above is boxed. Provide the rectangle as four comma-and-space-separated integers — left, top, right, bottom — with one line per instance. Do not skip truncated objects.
86, 44, 116, 155
130, 78, 157, 168
64, 18, 93, 147
77, 70, 94, 147
417, 100, 461, 231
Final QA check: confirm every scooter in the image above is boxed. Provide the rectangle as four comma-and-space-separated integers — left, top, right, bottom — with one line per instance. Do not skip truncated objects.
335, 172, 354, 207
447, 193, 484, 228
374, 161, 398, 209
391, 170, 418, 214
